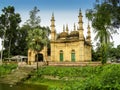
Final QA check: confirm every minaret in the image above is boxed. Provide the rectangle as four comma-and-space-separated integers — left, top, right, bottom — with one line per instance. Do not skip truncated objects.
66, 24, 69, 33
86, 22, 91, 44
78, 9, 84, 40
50, 13, 56, 41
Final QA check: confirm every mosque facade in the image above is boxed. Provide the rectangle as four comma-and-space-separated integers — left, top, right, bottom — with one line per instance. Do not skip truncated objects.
28, 10, 92, 63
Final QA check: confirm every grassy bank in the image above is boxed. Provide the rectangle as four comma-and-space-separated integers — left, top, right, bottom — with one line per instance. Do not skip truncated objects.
0, 64, 17, 77
25, 64, 120, 90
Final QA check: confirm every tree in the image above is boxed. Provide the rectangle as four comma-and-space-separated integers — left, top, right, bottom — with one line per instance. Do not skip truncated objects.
26, 28, 47, 69
0, 6, 21, 61
25, 6, 40, 28
86, 1, 118, 64
107, 44, 120, 61
92, 48, 99, 61
116, 45, 120, 59
12, 25, 30, 56
96, 0, 120, 28
14, 6, 41, 56
25, 7, 50, 67
24, 6, 51, 56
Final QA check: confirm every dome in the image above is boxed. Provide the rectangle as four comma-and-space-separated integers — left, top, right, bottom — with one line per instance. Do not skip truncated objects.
59, 32, 68, 38
70, 31, 79, 37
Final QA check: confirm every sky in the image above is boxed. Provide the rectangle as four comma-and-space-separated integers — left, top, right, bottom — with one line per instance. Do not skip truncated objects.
0, 0, 120, 49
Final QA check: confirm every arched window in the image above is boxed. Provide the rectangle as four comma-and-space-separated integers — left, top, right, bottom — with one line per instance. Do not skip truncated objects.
60, 50, 63, 62
71, 50, 75, 62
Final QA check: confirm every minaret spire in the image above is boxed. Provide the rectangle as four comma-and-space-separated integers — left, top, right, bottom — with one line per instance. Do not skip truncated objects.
52, 12, 54, 17
79, 8, 81, 14
51, 12, 55, 29
50, 13, 56, 41
86, 21, 91, 44
78, 9, 84, 40
66, 24, 69, 33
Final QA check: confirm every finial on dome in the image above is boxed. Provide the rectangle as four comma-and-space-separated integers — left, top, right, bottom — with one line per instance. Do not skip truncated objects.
66, 24, 69, 32
79, 8, 81, 13
52, 12, 54, 17
51, 12, 55, 21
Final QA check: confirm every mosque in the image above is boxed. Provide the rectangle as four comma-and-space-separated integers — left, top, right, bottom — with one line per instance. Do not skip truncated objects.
28, 10, 92, 64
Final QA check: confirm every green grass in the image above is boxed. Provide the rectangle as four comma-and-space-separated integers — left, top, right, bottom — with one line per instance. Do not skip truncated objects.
0, 64, 17, 77
25, 64, 120, 90
34, 66, 97, 78
25, 77, 66, 88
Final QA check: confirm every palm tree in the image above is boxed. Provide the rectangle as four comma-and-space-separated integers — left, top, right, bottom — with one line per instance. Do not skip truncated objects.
86, 2, 114, 64
26, 28, 47, 69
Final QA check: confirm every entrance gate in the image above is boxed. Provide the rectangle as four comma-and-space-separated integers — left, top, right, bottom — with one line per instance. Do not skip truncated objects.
35, 53, 43, 62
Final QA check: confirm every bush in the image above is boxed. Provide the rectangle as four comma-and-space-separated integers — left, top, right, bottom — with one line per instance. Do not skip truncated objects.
28, 64, 120, 90
81, 64, 120, 90
100, 64, 120, 89
0, 64, 17, 77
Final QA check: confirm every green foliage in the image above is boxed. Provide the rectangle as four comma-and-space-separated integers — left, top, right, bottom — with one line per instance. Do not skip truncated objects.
0, 6, 21, 58
106, 44, 120, 61
100, 44, 108, 64
33, 66, 97, 79
25, 6, 50, 55
78, 64, 120, 90
25, 6, 41, 28
0, 6, 50, 59
86, 0, 119, 64
0, 64, 17, 77
26, 28, 47, 52
92, 47, 101, 61
100, 65, 120, 89
10, 25, 30, 56
96, 0, 120, 28
27, 64, 120, 90
92, 43, 120, 62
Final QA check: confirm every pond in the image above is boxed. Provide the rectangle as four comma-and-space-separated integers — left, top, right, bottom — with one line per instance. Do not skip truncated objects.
0, 83, 48, 90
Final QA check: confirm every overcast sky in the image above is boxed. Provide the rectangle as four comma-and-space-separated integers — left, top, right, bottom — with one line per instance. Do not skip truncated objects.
0, 0, 120, 50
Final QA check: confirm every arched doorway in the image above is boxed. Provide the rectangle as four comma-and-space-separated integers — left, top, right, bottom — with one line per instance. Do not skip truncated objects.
35, 53, 43, 62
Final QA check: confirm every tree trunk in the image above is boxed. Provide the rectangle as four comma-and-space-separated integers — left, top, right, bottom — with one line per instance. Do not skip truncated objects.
37, 52, 38, 70
8, 38, 12, 58
0, 30, 6, 65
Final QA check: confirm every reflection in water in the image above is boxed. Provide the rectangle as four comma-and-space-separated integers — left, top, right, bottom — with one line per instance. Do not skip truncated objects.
0, 83, 48, 90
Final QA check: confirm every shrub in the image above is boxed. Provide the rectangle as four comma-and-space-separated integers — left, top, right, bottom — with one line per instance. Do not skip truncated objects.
81, 64, 120, 90
100, 64, 120, 89
0, 64, 17, 77
28, 64, 120, 90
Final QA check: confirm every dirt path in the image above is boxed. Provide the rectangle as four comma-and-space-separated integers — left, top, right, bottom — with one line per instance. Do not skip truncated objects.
0, 66, 35, 85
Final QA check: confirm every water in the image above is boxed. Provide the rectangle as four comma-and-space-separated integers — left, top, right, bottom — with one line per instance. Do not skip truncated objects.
0, 83, 48, 90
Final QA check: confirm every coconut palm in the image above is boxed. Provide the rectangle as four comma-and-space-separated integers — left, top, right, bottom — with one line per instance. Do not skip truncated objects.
86, 2, 114, 64
26, 28, 48, 69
